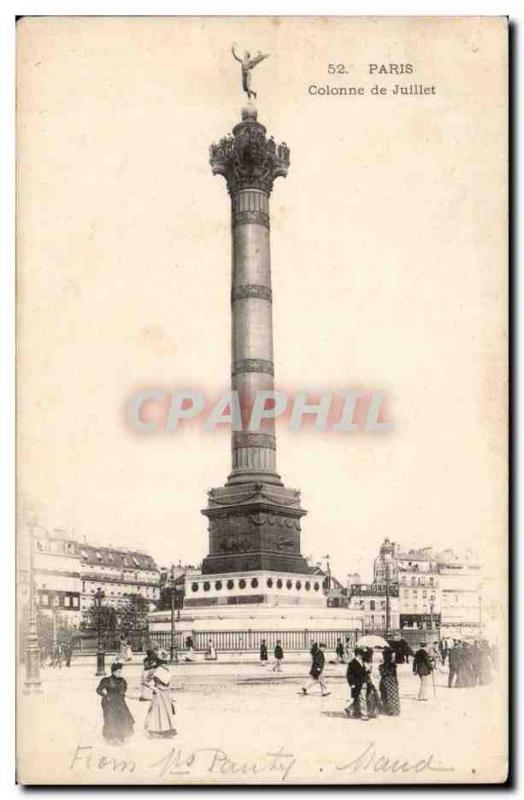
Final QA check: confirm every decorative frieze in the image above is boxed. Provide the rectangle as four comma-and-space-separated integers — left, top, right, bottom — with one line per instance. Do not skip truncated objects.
232, 209, 270, 228
232, 358, 274, 376
232, 432, 276, 450
231, 284, 272, 303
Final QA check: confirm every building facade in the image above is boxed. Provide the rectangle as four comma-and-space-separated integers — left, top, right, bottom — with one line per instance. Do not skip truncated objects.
373, 539, 482, 635
33, 529, 82, 626
22, 530, 161, 627
78, 543, 160, 611
347, 582, 400, 632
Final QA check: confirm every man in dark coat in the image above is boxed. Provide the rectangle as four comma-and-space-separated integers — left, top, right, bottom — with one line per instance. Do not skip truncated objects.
260, 639, 268, 666
302, 643, 330, 696
64, 640, 73, 668
413, 642, 433, 700
272, 640, 284, 672
345, 647, 368, 719
335, 638, 344, 663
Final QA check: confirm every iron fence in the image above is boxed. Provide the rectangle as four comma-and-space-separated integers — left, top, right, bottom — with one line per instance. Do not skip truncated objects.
74, 629, 359, 653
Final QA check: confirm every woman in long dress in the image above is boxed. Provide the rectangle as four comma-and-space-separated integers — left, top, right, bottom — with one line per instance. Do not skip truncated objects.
379, 647, 401, 715
204, 639, 217, 661
139, 649, 158, 701
363, 648, 382, 718
144, 649, 177, 738
96, 663, 135, 744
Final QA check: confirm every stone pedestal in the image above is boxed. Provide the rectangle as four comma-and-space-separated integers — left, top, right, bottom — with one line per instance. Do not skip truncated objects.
202, 482, 310, 575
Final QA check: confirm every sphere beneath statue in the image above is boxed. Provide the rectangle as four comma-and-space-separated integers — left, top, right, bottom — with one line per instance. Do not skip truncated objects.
241, 105, 258, 122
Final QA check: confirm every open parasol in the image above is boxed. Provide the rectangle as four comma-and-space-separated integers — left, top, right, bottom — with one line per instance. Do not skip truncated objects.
356, 634, 390, 649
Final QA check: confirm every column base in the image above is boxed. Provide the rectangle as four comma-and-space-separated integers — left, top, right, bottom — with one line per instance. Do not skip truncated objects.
201, 481, 309, 575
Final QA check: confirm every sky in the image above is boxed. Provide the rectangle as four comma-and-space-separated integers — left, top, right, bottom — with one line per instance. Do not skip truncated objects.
17, 16, 507, 585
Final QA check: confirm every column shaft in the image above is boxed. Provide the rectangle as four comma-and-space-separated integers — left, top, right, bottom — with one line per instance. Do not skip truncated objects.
229, 188, 279, 483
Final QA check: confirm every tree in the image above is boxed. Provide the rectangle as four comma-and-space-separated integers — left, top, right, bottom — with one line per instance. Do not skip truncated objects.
81, 603, 118, 633
118, 595, 150, 636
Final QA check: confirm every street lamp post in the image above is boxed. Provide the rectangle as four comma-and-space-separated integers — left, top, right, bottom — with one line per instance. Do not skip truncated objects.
323, 555, 331, 591
94, 587, 106, 676
24, 529, 42, 693
167, 565, 179, 664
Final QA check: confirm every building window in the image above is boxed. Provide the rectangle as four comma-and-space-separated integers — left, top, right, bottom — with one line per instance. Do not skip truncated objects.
305, 581, 311, 591
227, 580, 234, 590
267, 578, 273, 588
41, 594, 49, 605
276, 579, 283, 589
191, 582, 199, 592
296, 581, 302, 590
370, 600, 376, 611
72, 596, 79, 607
251, 578, 259, 588
239, 579, 246, 589
215, 581, 222, 590
203, 582, 210, 592
314, 582, 320, 591
286, 580, 292, 589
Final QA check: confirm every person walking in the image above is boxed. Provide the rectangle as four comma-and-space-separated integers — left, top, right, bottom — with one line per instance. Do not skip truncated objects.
448, 640, 462, 688
430, 641, 441, 671
64, 641, 73, 668
413, 642, 433, 700
144, 649, 177, 738
343, 636, 353, 663
139, 649, 158, 701
302, 643, 330, 696
335, 638, 345, 664
124, 640, 133, 662
272, 640, 284, 672
379, 647, 400, 716
363, 648, 382, 717
345, 647, 368, 719
96, 663, 135, 744
260, 639, 268, 666
184, 637, 196, 663
204, 639, 217, 661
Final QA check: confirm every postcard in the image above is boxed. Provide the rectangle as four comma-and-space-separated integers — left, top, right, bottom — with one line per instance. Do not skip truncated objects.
16, 15, 508, 784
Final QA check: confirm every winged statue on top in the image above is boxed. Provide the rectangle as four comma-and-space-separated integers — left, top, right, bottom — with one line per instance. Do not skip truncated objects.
231, 45, 270, 101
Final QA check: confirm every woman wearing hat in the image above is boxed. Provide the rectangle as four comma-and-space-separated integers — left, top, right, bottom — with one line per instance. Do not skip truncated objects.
139, 648, 158, 701
144, 649, 177, 738
96, 663, 135, 744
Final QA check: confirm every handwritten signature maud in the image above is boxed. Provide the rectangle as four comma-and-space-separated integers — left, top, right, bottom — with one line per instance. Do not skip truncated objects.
70, 740, 453, 782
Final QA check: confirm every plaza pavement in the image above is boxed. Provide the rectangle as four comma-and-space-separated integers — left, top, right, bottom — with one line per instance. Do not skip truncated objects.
17, 656, 507, 785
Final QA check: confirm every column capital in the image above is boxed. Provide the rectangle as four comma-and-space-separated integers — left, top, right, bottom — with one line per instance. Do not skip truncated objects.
209, 106, 290, 195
